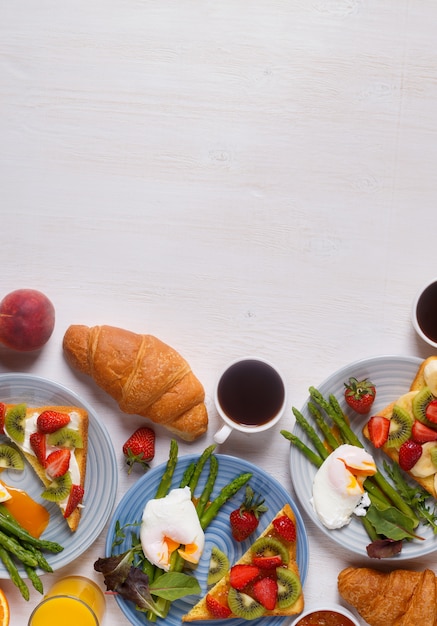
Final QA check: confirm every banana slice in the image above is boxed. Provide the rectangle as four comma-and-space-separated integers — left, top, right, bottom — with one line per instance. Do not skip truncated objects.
395, 391, 418, 415
424, 362, 437, 396
410, 441, 437, 478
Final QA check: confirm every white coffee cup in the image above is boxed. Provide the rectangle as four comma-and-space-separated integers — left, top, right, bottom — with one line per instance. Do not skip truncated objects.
213, 356, 287, 444
412, 278, 437, 348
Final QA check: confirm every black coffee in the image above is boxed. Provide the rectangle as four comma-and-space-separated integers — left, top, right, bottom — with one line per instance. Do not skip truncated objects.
416, 281, 437, 343
217, 359, 285, 427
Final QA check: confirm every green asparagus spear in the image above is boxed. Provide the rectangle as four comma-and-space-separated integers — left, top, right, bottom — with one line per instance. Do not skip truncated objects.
179, 462, 196, 488
155, 439, 179, 499
188, 445, 216, 494
199, 472, 252, 529
0, 545, 29, 600
23, 542, 53, 573
292, 407, 329, 461
0, 507, 63, 553
280, 430, 324, 468
0, 530, 38, 567
308, 401, 343, 450
196, 454, 219, 517
24, 563, 44, 594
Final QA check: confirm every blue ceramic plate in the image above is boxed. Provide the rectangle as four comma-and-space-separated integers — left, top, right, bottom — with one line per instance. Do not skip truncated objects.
105, 453, 309, 626
289, 355, 437, 560
0, 373, 118, 576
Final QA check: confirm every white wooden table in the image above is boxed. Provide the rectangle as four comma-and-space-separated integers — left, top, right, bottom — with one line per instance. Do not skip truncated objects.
1, 1, 437, 624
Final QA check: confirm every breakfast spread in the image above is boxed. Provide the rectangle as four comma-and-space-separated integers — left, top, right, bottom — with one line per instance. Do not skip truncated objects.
363, 356, 437, 499
1, 286, 436, 625
182, 503, 304, 621
338, 566, 437, 626
62, 324, 208, 441
311, 444, 377, 530
2, 403, 88, 532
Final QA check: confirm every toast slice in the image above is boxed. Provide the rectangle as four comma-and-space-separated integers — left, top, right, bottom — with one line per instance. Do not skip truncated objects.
363, 356, 437, 499
3, 404, 88, 531
182, 503, 304, 621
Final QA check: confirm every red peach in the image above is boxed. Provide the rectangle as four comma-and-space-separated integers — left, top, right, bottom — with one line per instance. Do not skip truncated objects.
0, 289, 55, 351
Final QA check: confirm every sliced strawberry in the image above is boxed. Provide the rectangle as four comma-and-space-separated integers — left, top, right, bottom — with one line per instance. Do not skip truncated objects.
412, 420, 437, 444
251, 554, 283, 569
37, 410, 70, 434
45, 449, 71, 478
29, 432, 47, 467
398, 440, 422, 471
64, 484, 84, 519
205, 594, 231, 618
229, 564, 261, 590
272, 515, 296, 542
426, 400, 437, 425
367, 415, 390, 448
253, 577, 278, 610
0, 403, 5, 434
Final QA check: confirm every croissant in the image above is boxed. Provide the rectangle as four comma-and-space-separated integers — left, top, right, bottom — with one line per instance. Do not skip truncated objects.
338, 566, 437, 626
62, 324, 208, 441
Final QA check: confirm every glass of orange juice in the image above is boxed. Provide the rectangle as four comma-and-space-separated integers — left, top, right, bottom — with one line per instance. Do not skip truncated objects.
28, 576, 105, 626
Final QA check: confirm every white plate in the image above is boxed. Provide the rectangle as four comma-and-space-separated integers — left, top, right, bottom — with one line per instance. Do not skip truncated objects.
105, 453, 309, 626
288, 355, 437, 560
0, 373, 118, 576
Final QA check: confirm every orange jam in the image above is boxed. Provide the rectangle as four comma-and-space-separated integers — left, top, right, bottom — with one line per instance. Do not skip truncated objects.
1, 481, 49, 538
296, 610, 355, 626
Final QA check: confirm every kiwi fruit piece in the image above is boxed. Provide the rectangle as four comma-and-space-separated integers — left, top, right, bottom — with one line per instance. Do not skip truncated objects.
207, 546, 229, 585
251, 536, 289, 565
227, 587, 265, 619
430, 447, 437, 468
0, 444, 24, 470
42, 472, 72, 502
47, 427, 83, 449
4, 404, 27, 444
386, 405, 413, 448
412, 387, 436, 426
276, 567, 302, 608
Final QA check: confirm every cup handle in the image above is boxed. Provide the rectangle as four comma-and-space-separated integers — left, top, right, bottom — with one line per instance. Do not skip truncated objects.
213, 423, 232, 444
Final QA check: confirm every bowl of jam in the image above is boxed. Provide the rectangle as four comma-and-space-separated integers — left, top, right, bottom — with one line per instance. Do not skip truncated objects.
288, 604, 360, 626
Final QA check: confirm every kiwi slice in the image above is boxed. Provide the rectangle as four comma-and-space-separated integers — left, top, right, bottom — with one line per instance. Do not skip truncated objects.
251, 536, 289, 565
386, 405, 413, 448
47, 427, 83, 449
207, 546, 229, 586
227, 587, 265, 620
41, 472, 72, 502
4, 404, 27, 444
276, 567, 302, 609
430, 447, 437, 468
413, 387, 436, 426
0, 444, 24, 470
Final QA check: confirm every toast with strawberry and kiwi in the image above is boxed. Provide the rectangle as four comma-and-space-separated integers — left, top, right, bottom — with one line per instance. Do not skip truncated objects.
182, 504, 304, 621
2, 403, 88, 532
363, 356, 437, 499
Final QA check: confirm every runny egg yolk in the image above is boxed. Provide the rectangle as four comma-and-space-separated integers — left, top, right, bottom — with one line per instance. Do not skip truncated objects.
140, 486, 205, 571
0, 480, 49, 538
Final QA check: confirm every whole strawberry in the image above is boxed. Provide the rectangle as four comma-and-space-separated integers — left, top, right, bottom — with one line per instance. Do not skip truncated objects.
123, 427, 155, 474
344, 377, 376, 415
229, 485, 268, 542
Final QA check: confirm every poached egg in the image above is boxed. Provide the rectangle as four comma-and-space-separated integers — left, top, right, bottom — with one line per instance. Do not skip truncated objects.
140, 486, 205, 571
311, 444, 376, 530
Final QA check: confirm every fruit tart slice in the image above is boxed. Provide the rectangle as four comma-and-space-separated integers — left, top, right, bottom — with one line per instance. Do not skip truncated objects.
363, 356, 437, 500
182, 503, 304, 621
2, 403, 88, 532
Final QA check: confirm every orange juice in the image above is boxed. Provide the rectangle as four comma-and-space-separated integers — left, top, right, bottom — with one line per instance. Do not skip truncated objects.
28, 576, 105, 626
